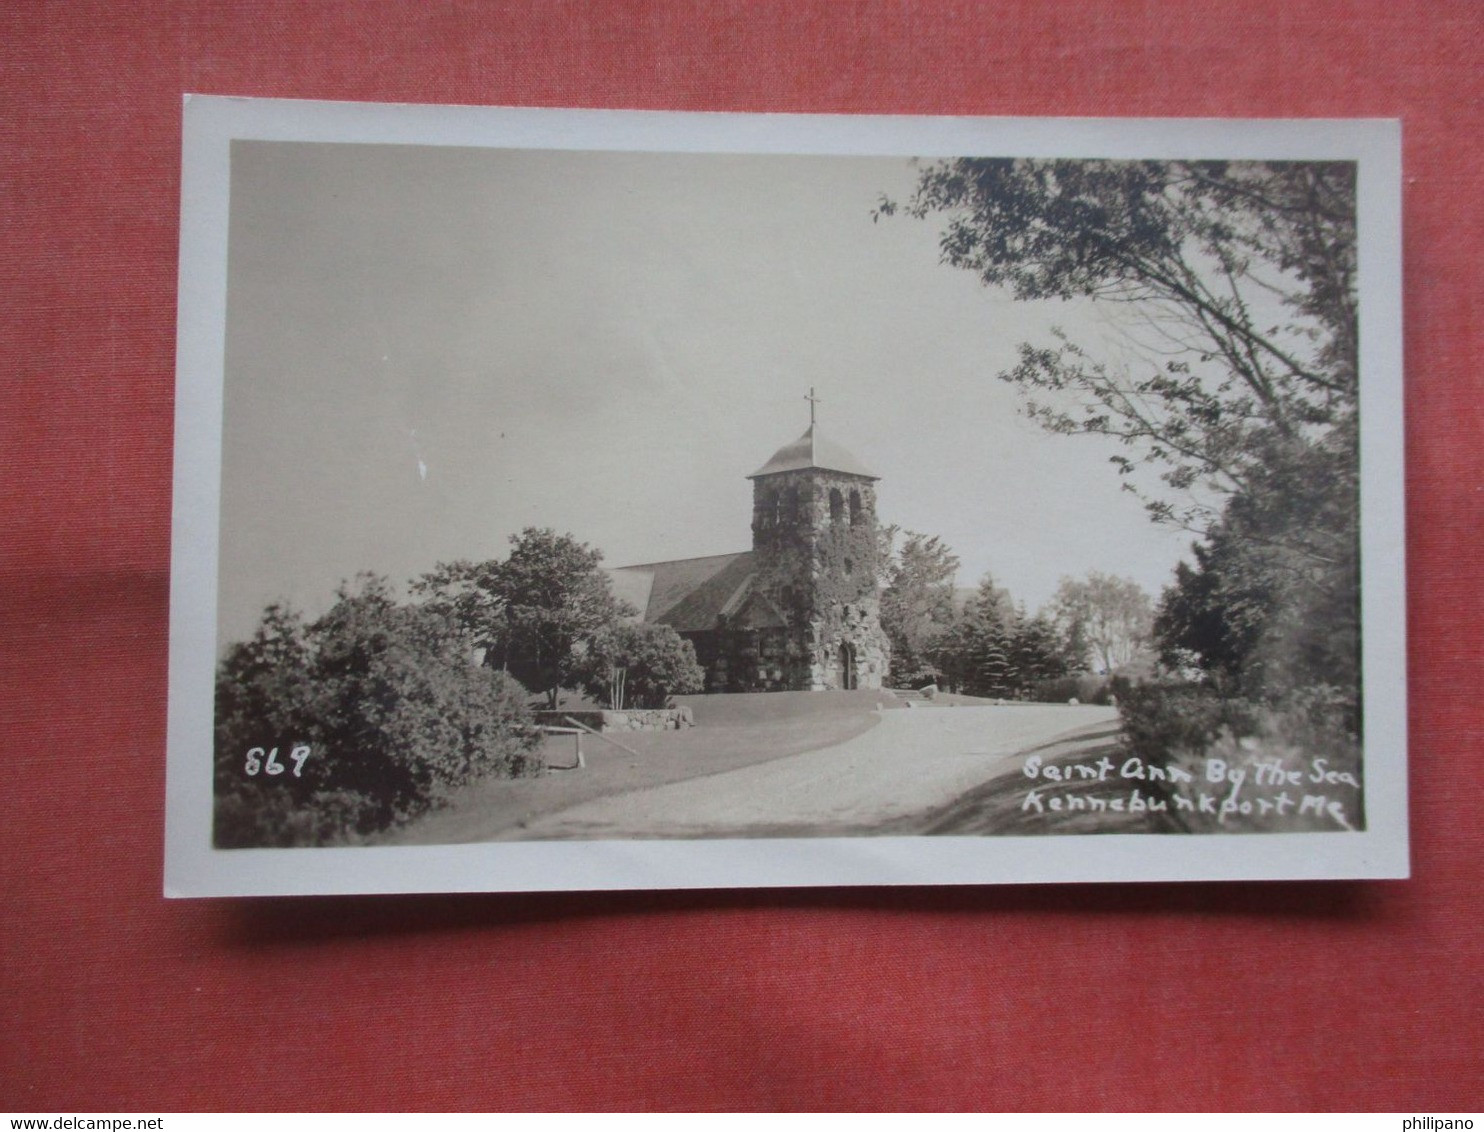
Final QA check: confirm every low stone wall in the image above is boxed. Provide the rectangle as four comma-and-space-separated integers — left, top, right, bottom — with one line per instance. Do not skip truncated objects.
535, 707, 695, 733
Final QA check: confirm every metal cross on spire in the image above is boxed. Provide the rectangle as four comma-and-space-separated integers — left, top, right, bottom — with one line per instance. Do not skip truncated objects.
805, 386, 822, 428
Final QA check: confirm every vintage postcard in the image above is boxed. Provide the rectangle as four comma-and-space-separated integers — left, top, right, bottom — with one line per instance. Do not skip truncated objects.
166, 97, 1406, 895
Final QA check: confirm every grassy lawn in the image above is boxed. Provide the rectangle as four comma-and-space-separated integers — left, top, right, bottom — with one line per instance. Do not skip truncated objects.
390, 689, 895, 845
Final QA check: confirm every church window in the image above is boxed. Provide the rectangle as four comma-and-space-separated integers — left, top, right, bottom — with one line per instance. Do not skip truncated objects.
843, 557, 854, 577
829, 488, 844, 524
849, 489, 864, 526
784, 488, 800, 522
758, 489, 778, 528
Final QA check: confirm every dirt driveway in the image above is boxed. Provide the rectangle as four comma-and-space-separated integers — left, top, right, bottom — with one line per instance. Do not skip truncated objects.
501, 703, 1119, 840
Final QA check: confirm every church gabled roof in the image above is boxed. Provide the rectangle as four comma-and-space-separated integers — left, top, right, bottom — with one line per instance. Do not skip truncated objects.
607, 551, 760, 633
608, 551, 791, 634
747, 425, 878, 481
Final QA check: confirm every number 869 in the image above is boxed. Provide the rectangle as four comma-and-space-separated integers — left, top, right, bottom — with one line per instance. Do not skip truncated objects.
244, 745, 312, 778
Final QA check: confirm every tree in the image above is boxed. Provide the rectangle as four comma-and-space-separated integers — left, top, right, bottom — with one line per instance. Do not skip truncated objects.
417, 528, 633, 708
937, 573, 1018, 697
887, 157, 1361, 725
884, 158, 1358, 548
924, 576, 1077, 699
1050, 573, 1155, 675
1154, 429, 1359, 705
1155, 538, 1270, 687
879, 529, 961, 686
578, 622, 705, 710
1008, 611, 1074, 694
970, 614, 1013, 698
931, 614, 977, 694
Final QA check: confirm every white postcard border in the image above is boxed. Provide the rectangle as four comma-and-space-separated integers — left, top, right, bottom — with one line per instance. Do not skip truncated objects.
166, 96, 1407, 896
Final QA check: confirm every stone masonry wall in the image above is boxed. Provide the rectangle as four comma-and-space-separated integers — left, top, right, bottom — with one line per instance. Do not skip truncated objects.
751, 468, 891, 690
534, 707, 695, 732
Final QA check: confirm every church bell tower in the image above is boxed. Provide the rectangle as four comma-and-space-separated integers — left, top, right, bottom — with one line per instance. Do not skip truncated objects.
746, 390, 890, 691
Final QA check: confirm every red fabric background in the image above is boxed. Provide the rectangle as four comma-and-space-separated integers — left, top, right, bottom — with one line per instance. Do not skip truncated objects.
3, 0, 1480, 1112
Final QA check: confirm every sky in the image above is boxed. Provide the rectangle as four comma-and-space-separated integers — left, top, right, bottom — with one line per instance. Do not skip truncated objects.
218, 140, 1197, 646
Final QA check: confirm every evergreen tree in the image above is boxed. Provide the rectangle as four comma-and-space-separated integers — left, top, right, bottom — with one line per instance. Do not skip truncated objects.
1009, 612, 1073, 697
950, 574, 1017, 697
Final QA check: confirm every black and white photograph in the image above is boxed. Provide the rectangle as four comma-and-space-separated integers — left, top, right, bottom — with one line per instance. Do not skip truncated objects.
166, 99, 1406, 894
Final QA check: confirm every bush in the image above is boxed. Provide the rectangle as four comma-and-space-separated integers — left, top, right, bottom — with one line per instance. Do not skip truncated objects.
1029, 675, 1081, 703
577, 622, 705, 709
889, 663, 943, 691
1081, 674, 1115, 705
1111, 677, 1364, 833
1030, 672, 1112, 704
213, 578, 540, 848
213, 785, 380, 849
1115, 680, 1260, 762
1274, 683, 1360, 748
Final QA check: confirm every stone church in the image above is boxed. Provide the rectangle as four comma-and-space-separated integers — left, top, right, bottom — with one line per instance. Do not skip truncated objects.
607, 410, 891, 693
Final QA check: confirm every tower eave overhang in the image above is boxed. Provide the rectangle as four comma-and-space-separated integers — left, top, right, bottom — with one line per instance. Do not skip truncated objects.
746, 425, 879, 481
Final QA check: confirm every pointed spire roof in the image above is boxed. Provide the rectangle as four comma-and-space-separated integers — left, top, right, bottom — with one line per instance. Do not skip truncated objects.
747, 424, 878, 480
